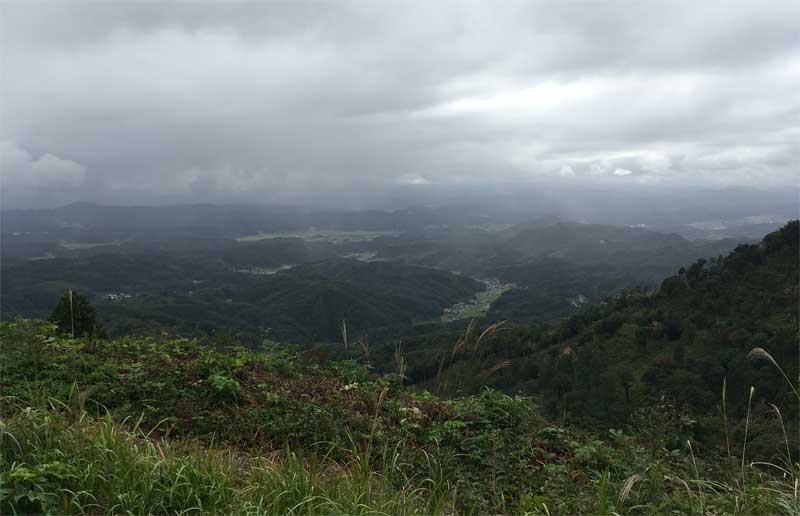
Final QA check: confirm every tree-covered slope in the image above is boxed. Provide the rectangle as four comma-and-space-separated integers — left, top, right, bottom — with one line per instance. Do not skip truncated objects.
526, 220, 797, 423
226, 259, 481, 341
487, 259, 644, 322
1, 256, 480, 342
386, 221, 799, 456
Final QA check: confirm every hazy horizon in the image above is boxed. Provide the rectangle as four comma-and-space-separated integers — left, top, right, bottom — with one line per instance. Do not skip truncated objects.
2, 181, 798, 215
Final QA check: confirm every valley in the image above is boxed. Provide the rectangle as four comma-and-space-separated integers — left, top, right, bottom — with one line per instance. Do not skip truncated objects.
1, 201, 797, 515
1, 206, 747, 342
441, 278, 514, 322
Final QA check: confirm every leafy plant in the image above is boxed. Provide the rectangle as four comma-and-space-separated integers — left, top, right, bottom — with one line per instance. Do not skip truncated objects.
208, 373, 242, 401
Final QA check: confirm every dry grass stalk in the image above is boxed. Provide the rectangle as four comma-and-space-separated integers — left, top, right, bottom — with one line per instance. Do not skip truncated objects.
483, 360, 511, 379
688, 440, 705, 513
394, 343, 407, 385
358, 334, 370, 362
451, 337, 466, 358
459, 319, 477, 354
69, 289, 75, 337
436, 351, 447, 394
769, 403, 793, 467
741, 386, 755, 486
366, 386, 389, 459
473, 320, 507, 355
721, 376, 732, 460
618, 473, 642, 502
748, 347, 800, 401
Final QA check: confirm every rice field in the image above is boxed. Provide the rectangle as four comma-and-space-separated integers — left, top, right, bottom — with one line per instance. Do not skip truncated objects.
441, 279, 514, 322
236, 230, 400, 243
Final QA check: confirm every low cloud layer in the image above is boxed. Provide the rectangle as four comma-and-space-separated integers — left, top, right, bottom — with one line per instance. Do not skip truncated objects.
1, 1, 798, 207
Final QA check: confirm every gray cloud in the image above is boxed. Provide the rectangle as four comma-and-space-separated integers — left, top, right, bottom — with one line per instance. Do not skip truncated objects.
1, 0, 798, 207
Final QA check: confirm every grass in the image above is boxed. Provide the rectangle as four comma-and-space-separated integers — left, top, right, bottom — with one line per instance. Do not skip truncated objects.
2, 319, 800, 515
0, 407, 445, 515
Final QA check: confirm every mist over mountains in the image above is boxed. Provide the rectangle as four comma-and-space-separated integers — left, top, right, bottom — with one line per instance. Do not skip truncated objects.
2, 187, 789, 343
3, 183, 794, 239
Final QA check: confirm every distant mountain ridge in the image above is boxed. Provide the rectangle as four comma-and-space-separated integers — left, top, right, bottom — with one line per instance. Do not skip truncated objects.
4, 189, 794, 241
1, 202, 497, 239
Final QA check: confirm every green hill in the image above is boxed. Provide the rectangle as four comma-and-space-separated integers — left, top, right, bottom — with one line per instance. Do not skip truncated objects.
391, 222, 798, 456
1, 257, 480, 342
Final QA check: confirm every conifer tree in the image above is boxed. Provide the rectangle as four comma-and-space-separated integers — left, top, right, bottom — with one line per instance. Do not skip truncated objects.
50, 290, 106, 338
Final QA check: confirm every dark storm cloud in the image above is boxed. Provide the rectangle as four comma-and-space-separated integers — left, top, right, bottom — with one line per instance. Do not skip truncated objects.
1, 1, 798, 207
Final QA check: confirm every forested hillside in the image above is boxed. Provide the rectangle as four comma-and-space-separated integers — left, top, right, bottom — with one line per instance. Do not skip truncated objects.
2, 257, 479, 341
379, 221, 798, 456
367, 220, 739, 277
3, 217, 745, 341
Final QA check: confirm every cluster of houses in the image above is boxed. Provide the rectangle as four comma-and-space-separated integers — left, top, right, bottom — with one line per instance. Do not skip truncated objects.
442, 278, 516, 318
567, 294, 589, 308
103, 292, 133, 301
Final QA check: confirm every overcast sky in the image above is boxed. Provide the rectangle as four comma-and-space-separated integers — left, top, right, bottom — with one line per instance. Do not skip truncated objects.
1, 1, 798, 208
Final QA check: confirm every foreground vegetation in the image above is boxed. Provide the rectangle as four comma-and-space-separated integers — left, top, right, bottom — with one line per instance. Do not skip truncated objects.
2, 317, 799, 514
